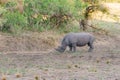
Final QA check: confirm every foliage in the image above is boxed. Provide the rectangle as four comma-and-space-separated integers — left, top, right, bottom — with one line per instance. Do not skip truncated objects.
0, 6, 7, 29
1, 0, 88, 33
3, 11, 27, 33
83, 0, 99, 4
23, 0, 88, 31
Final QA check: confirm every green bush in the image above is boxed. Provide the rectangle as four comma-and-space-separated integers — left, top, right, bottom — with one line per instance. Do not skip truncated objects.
0, 7, 7, 30
23, 0, 88, 31
1, 0, 88, 33
3, 11, 27, 33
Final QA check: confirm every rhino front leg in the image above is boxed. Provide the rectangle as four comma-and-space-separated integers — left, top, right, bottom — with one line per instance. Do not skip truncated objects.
69, 45, 72, 51
72, 43, 76, 52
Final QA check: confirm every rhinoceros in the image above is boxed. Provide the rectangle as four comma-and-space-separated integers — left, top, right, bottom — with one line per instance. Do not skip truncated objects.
56, 32, 95, 52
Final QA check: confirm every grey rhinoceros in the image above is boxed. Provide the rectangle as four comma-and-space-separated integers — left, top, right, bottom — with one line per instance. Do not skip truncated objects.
56, 32, 95, 52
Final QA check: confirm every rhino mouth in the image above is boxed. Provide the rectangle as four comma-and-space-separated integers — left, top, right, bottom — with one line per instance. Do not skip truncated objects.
55, 46, 65, 53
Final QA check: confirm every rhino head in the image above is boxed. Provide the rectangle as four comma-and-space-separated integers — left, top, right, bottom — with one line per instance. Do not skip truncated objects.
55, 46, 66, 53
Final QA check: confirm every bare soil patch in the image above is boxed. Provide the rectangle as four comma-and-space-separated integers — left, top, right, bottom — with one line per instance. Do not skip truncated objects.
0, 32, 120, 80
0, 2, 120, 80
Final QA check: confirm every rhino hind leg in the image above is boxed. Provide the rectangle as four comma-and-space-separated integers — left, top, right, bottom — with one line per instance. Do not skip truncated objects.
88, 42, 94, 52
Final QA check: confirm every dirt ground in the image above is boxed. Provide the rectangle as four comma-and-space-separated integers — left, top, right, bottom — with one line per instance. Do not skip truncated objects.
0, 3, 120, 80
0, 31, 120, 80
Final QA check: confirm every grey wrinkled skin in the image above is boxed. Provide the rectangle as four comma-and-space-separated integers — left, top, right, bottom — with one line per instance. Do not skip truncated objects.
55, 32, 95, 53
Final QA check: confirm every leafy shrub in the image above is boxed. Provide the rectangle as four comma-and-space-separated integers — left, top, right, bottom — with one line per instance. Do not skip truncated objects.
23, 0, 88, 31
0, 7, 7, 30
3, 11, 27, 33
1, 0, 88, 33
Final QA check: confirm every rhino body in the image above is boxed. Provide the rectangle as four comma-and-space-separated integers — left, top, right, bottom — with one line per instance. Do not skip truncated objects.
56, 32, 95, 52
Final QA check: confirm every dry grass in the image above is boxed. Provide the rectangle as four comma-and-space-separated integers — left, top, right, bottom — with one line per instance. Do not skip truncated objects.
0, 0, 9, 4
0, 2, 120, 80
0, 31, 61, 52
15, 73, 22, 78
92, 3, 120, 22
1, 75, 6, 80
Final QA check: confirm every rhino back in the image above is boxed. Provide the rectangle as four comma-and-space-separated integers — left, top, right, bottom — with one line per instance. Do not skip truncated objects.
75, 33, 93, 45
63, 32, 94, 46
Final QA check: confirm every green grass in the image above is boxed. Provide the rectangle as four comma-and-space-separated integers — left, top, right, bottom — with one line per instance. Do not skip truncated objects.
103, 0, 120, 3
93, 20, 120, 34
0, 67, 26, 75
